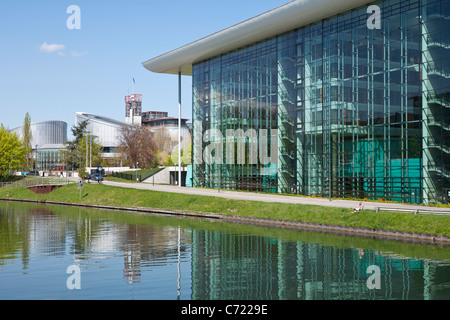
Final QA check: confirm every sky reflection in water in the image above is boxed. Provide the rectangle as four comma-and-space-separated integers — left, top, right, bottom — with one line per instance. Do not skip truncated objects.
0, 201, 449, 300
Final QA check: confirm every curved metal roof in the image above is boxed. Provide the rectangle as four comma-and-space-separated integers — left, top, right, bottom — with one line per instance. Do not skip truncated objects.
76, 112, 130, 127
10, 120, 67, 133
142, 0, 373, 76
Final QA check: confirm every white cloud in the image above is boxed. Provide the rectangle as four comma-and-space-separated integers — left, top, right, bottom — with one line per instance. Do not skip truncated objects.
71, 51, 88, 57
39, 43, 87, 58
39, 42, 66, 54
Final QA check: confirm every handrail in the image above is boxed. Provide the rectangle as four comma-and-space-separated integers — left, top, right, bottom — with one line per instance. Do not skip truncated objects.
0, 177, 70, 189
374, 206, 450, 215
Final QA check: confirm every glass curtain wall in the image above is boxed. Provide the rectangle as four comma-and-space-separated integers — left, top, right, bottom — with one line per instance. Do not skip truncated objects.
36, 149, 65, 172
192, 0, 450, 204
301, 0, 423, 203
193, 41, 279, 192
421, 0, 450, 203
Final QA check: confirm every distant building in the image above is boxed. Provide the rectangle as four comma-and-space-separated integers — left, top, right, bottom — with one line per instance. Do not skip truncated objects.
11, 120, 68, 149
125, 94, 143, 125
75, 112, 131, 159
142, 116, 191, 145
124, 94, 192, 153
11, 121, 68, 171
142, 0, 450, 204
141, 111, 169, 122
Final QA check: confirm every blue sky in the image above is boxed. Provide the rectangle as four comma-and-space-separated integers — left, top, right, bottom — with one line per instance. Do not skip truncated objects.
0, 0, 288, 134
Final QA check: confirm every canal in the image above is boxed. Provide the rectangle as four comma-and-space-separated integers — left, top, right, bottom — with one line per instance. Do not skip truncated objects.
0, 200, 449, 300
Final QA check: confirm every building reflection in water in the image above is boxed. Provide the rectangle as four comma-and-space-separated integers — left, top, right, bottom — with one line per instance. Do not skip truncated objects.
190, 230, 450, 300
0, 202, 449, 300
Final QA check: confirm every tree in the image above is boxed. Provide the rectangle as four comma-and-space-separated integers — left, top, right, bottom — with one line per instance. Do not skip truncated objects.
182, 143, 192, 165
151, 127, 192, 167
22, 113, 33, 170
152, 127, 176, 166
152, 127, 176, 154
62, 120, 90, 171
169, 133, 192, 166
77, 135, 103, 169
0, 125, 26, 182
119, 125, 156, 169
71, 119, 89, 146
170, 143, 192, 167
155, 150, 170, 166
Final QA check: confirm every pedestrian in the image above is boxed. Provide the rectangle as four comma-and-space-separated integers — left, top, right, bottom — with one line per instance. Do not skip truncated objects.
353, 201, 364, 213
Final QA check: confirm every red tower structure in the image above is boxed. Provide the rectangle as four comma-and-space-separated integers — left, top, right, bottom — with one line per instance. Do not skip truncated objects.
125, 94, 142, 125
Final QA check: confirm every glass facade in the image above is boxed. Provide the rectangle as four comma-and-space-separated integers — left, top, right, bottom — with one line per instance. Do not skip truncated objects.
36, 146, 66, 171
192, 0, 450, 204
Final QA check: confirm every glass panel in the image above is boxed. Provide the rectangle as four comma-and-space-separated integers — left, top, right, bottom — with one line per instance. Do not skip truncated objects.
191, 0, 449, 204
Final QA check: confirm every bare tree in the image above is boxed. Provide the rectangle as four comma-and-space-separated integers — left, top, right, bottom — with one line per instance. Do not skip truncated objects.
152, 127, 176, 154
119, 125, 156, 169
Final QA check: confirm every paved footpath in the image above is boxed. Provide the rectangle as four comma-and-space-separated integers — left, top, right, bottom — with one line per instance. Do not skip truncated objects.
102, 181, 450, 214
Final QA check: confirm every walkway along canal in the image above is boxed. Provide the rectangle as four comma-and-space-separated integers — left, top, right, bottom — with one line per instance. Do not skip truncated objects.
1, 180, 450, 244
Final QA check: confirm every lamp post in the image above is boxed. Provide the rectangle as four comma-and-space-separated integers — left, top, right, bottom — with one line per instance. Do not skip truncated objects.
136, 162, 139, 182
85, 130, 88, 169
178, 70, 182, 187
35, 145, 38, 170
153, 158, 156, 186
90, 131, 92, 169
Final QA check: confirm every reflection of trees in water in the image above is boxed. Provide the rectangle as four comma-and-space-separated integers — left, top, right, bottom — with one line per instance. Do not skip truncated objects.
0, 202, 191, 275
0, 203, 32, 268
1, 201, 450, 299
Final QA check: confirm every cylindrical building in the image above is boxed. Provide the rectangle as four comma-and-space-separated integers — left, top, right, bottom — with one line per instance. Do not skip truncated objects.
11, 121, 68, 148
10, 121, 68, 172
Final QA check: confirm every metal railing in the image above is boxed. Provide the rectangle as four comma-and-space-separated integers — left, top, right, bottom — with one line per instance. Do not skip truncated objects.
0, 177, 70, 189
110, 172, 142, 182
374, 206, 450, 216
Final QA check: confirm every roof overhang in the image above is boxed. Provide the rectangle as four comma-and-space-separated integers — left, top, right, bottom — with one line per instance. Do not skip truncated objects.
142, 0, 374, 76
76, 112, 131, 127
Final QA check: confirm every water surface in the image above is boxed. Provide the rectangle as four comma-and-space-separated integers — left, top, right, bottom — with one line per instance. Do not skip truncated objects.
0, 200, 449, 300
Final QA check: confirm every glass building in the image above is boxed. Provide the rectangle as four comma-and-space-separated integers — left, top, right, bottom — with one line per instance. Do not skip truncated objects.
143, 0, 450, 204
35, 144, 66, 171
11, 120, 68, 150
11, 121, 68, 171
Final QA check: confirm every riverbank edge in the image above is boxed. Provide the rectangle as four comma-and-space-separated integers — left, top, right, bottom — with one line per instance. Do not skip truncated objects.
2, 197, 450, 245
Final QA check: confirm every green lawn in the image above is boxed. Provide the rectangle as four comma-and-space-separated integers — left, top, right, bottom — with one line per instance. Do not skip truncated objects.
0, 183, 449, 237
107, 168, 164, 183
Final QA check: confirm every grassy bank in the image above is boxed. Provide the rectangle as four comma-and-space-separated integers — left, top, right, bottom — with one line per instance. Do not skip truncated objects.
0, 183, 450, 238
